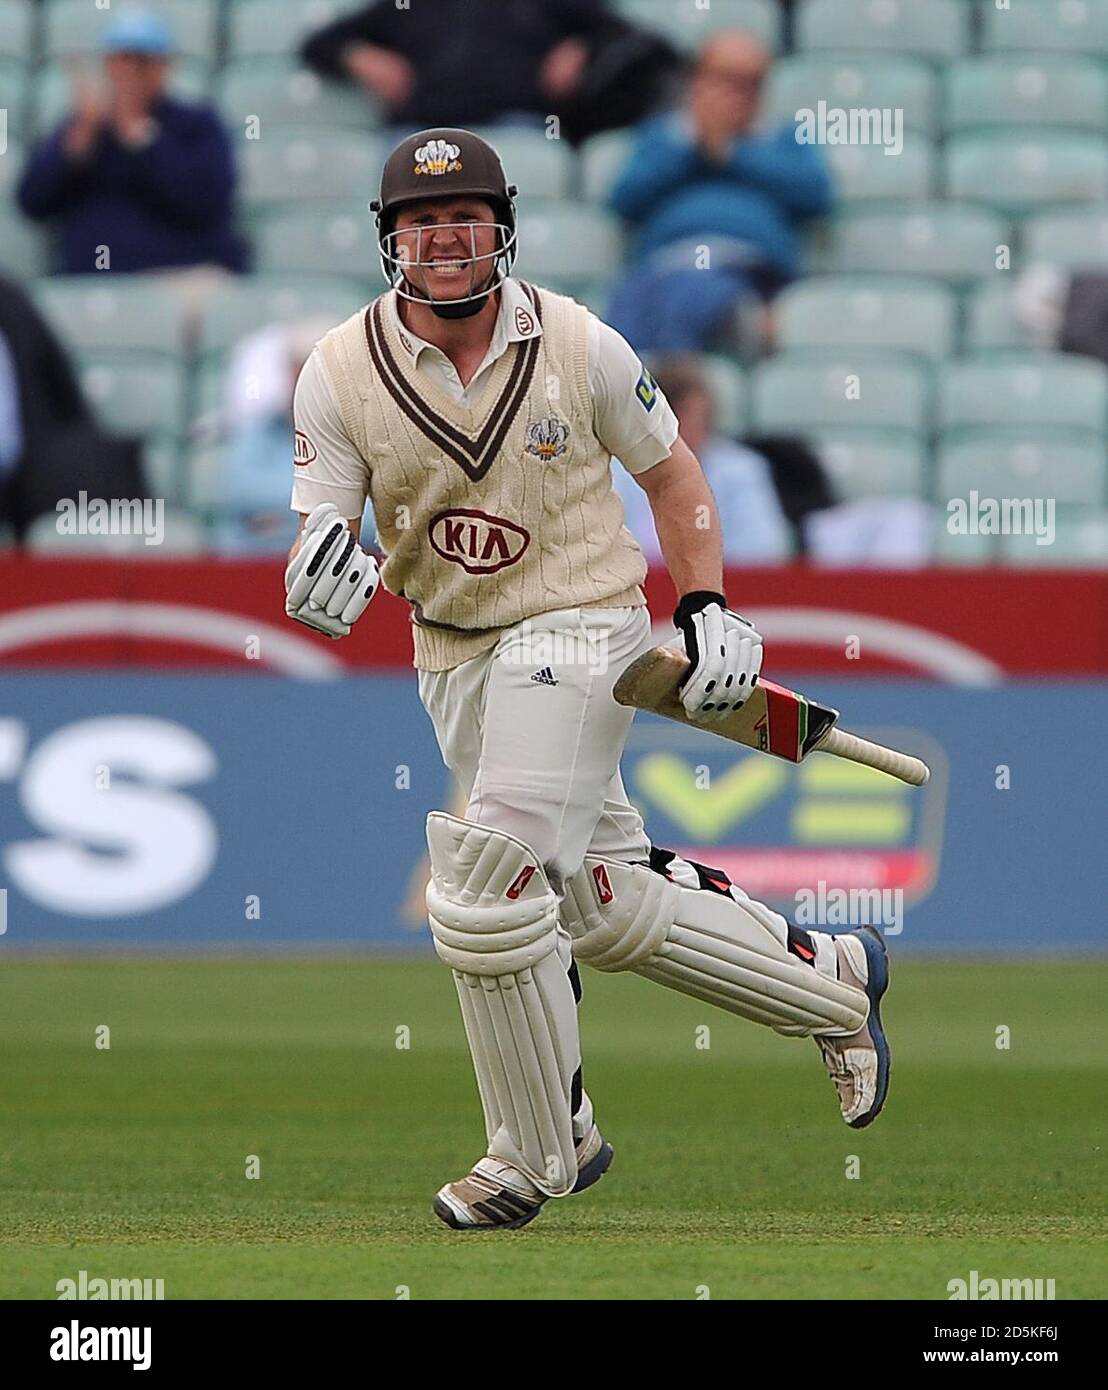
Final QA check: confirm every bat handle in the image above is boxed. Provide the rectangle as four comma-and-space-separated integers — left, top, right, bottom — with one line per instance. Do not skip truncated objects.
817, 728, 931, 787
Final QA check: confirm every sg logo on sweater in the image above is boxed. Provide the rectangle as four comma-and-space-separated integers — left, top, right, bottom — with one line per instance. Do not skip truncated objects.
429, 508, 530, 574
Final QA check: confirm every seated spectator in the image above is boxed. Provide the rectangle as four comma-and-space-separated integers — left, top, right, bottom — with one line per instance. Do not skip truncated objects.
18, 8, 247, 277
212, 317, 349, 556
612, 354, 792, 564
606, 32, 833, 352
0, 275, 144, 540
300, 0, 674, 138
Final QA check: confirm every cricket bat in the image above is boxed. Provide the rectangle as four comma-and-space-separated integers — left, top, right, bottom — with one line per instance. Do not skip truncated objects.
612, 646, 930, 787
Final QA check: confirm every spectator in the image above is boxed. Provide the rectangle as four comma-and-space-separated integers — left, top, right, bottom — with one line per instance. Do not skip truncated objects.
300, 0, 666, 136
606, 32, 833, 352
212, 317, 339, 556
0, 275, 143, 540
612, 354, 792, 564
18, 8, 247, 277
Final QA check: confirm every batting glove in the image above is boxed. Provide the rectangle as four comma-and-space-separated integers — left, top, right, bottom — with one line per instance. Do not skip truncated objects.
674, 590, 763, 723
285, 502, 379, 639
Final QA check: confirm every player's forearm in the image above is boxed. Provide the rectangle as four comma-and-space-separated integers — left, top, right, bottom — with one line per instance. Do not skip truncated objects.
647, 469, 724, 600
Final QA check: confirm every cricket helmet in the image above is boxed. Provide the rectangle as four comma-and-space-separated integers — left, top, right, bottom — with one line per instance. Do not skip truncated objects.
370, 127, 519, 319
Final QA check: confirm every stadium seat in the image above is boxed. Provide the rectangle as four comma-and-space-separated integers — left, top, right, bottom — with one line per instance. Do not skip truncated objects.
700, 355, 747, 436
25, 506, 207, 556
77, 354, 189, 441
0, 137, 24, 198
0, 61, 30, 141
776, 276, 958, 360
751, 350, 930, 434
237, 129, 382, 206
580, 130, 634, 204
43, 0, 220, 61
822, 203, 1008, 287
944, 132, 1108, 217
938, 353, 1108, 440
796, 0, 970, 61
937, 432, 1107, 507
470, 128, 573, 201
32, 60, 212, 138
932, 521, 998, 566
813, 430, 928, 500
999, 511, 1108, 567
0, 1, 33, 62
963, 282, 1038, 352
0, 211, 51, 280
766, 53, 938, 134
143, 432, 185, 502
254, 202, 381, 278
981, 0, 1108, 57
513, 204, 623, 293
217, 60, 379, 131
822, 135, 935, 203
197, 274, 365, 356
616, 0, 783, 54
944, 56, 1108, 136
1022, 205, 1108, 270
30, 277, 189, 354
228, 0, 365, 60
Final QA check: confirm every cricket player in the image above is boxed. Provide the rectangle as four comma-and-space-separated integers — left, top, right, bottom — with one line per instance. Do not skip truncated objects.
285, 128, 890, 1231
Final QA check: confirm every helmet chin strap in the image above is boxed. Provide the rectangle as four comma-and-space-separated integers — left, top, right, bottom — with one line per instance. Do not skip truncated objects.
401, 264, 499, 320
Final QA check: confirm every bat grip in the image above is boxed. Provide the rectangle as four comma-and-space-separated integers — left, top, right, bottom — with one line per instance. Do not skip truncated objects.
817, 728, 931, 787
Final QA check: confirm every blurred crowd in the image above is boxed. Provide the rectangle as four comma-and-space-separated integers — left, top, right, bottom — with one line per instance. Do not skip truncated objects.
2, 0, 1107, 566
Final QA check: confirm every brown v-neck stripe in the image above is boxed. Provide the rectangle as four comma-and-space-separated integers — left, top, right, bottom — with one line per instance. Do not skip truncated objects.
365, 284, 542, 484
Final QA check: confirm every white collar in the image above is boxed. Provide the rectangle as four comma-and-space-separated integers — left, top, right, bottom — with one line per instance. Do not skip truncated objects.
387, 277, 542, 366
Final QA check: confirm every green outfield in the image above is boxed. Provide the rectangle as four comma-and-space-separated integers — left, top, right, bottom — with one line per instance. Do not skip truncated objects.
0, 956, 1105, 1300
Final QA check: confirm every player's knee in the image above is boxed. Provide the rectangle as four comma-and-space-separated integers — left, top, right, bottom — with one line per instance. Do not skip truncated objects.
465, 799, 576, 894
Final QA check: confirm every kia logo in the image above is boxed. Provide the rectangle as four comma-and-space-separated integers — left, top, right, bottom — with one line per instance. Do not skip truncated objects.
429, 509, 529, 574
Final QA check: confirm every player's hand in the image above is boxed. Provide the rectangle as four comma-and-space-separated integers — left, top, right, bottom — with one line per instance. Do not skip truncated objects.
284, 503, 379, 639
673, 591, 763, 723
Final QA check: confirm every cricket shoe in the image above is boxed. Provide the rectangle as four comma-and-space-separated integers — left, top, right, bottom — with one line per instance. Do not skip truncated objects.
815, 925, 890, 1129
432, 1125, 613, 1231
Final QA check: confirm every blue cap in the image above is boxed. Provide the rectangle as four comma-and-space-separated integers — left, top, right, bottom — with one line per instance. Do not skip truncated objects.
102, 9, 175, 57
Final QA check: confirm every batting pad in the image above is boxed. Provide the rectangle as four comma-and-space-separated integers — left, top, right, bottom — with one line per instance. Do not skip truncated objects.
425, 813, 580, 1196
561, 857, 868, 1037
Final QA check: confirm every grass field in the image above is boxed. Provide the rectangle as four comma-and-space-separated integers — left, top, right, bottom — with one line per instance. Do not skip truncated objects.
1, 955, 1105, 1300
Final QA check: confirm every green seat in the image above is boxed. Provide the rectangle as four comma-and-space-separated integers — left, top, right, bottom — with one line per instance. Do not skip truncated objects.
814, 430, 928, 499
797, 0, 970, 60
945, 132, 1108, 217
33, 60, 211, 138
982, 0, 1108, 57
824, 134, 935, 203
0, 212, 51, 280
699, 355, 747, 436
777, 276, 957, 360
31, 276, 188, 354
938, 353, 1108, 439
1022, 204, 1108, 270
142, 432, 185, 502
43, 0, 220, 60
824, 202, 1007, 287
751, 350, 930, 434
1000, 511, 1108, 567
217, 60, 379, 131
77, 353, 188, 440
963, 282, 1034, 351
580, 130, 634, 204
945, 56, 1108, 136
0, 1, 33, 61
615, 0, 782, 54
933, 521, 998, 566
0, 136, 24, 197
255, 202, 380, 278
513, 203, 623, 291
198, 273, 364, 355
937, 431, 1107, 507
238, 129, 382, 206
767, 53, 938, 134
0, 62, 30, 141
470, 128, 573, 201
228, 0, 364, 60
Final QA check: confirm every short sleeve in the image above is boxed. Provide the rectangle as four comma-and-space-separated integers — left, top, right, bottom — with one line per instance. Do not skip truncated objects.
289, 348, 371, 520
588, 314, 680, 474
